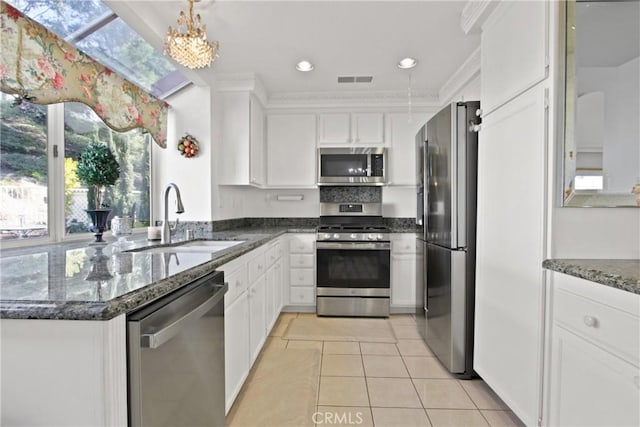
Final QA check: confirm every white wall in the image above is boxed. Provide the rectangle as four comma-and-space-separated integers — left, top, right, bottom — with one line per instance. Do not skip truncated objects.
551, 207, 640, 258
152, 85, 213, 222
578, 56, 640, 192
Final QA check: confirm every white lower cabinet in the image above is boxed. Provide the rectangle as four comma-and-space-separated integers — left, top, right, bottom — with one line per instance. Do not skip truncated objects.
248, 275, 267, 364
390, 234, 418, 311
222, 237, 287, 413
224, 290, 250, 413
287, 234, 316, 309
390, 254, 416, 309
545, 272, 640, 426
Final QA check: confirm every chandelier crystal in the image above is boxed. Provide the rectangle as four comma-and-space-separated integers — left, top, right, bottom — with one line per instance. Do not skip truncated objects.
165, 0, 219, 69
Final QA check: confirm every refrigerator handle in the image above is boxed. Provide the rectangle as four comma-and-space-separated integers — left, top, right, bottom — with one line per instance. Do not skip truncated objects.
454, 104, 468, 248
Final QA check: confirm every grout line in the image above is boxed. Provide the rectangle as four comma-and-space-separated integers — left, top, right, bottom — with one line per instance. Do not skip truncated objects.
360, 340, 373, 411
458, 378, 481, 410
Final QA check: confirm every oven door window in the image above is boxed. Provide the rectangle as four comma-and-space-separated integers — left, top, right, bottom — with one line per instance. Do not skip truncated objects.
317, 247, 390, 288
320, 154, 368, 177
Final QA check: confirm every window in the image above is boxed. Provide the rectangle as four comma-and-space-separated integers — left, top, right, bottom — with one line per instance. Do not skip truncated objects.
0, 96, 152, 243
0, 93, 49, 240
5, 0, 190, 99
64, 103, 151, 235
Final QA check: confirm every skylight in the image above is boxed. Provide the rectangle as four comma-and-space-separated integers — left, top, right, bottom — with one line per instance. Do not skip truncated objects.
5, 0, 190, 99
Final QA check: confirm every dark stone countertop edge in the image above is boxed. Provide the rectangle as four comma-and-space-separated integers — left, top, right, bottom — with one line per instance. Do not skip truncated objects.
1, 226, 420, 321
0, 230, 289, 321
543, 259, 640, 296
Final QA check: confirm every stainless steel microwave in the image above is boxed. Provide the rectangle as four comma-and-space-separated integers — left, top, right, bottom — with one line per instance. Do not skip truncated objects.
317, 147, 386, 185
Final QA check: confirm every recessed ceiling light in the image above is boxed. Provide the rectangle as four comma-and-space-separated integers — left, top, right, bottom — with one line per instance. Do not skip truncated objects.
397, 57, 418, 69
296, 60, 314, 72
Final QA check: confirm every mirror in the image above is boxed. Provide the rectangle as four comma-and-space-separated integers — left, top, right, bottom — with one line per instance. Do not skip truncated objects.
563, 0, 640, 207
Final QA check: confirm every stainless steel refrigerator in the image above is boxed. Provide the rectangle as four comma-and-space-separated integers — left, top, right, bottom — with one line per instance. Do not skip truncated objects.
415, 101, 480, 378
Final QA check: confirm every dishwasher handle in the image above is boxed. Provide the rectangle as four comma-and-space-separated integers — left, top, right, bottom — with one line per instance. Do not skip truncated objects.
141, 284, 226, 349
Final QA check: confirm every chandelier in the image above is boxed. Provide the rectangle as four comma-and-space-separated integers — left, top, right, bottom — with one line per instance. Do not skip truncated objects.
165, 0, 219, 69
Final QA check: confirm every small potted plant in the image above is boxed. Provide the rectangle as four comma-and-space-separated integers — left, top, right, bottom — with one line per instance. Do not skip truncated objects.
75, 142, 120, 243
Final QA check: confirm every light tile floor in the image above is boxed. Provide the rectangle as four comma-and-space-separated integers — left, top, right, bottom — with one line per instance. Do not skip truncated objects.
226, 313, 525, 427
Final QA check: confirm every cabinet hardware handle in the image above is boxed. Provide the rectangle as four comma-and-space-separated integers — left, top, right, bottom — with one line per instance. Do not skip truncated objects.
583, 315, 599, 328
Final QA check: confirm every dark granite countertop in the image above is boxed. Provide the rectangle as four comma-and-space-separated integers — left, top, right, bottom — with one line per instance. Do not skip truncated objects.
0, 227, 317, 321
0, 222, 418, 321
543, 259, 640, 295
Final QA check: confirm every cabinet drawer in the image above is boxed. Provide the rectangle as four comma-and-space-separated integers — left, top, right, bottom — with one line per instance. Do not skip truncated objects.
554, 289, 640, 365
290, 268, 315, 286
266, 241, 282, 265
289, 254, 314, 268
290, 286, 315, 304
248, 252, 266, 283
224, 266, 249, 307
289, 235, 315, 253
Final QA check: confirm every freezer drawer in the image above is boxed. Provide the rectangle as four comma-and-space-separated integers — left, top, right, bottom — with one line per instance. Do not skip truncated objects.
424, 243, 473, 375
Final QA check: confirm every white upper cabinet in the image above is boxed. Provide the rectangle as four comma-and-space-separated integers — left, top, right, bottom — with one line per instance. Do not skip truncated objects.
318, 113, 350, 145
481, 1, 548, 116
266, 114, 317, 188
218, 91, 265, 187
318, 112, 385, 146
387, 112, 429, 186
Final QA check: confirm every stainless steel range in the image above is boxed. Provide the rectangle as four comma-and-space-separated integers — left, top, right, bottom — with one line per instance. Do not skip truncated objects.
316, 202, 390, 317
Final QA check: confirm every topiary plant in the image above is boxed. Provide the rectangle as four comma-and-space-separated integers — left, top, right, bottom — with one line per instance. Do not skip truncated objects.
75, 142, 120, 209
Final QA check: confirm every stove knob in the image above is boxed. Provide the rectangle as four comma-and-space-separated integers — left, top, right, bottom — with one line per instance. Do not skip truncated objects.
350, 233, 357, 239
377, 234, 384, 240
323, 233, 332, 240
333, 233, 340, 240
368, 233, 376, 240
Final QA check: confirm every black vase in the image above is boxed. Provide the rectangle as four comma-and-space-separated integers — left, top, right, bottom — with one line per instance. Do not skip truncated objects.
86, 209, 111, 243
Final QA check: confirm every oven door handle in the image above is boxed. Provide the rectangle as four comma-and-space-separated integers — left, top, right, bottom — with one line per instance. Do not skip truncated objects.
316, 241, 391, 250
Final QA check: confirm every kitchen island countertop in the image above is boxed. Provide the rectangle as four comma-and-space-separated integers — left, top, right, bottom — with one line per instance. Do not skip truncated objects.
0, 227, 316, 321
543, 258, 640, 295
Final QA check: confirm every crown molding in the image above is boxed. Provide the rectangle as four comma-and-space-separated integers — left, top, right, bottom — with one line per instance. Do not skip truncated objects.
460, 0, 499, 35
266, 90, 439, 110
438, 46, 481, 104
212, 73, 268, 106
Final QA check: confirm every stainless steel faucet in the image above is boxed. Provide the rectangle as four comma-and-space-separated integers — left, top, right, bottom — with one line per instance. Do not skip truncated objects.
161, 183, 185, 244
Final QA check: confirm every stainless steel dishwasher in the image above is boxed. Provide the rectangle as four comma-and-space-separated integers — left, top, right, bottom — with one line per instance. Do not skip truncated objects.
128, 270, 227, 427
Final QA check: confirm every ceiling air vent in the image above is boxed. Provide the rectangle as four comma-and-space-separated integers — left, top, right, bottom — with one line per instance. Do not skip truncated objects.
337, 76, 373, 84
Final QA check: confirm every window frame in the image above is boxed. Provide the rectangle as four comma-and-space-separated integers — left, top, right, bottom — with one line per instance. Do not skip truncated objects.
0, 103, 154, 249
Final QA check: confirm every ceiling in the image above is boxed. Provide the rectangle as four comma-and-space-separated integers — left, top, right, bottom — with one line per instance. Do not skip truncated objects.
106, 1, 479, 100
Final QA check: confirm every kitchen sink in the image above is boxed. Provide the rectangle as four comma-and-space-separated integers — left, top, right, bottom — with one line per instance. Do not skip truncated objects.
138, 240, 246, 254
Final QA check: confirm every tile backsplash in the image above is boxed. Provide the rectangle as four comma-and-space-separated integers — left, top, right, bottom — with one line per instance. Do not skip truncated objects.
319, 186, 382, 203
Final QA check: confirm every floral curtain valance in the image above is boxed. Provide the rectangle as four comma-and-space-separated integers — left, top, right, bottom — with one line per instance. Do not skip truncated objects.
0, 2, 169, 148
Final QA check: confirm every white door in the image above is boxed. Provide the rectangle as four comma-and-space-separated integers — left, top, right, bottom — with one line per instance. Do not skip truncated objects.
249, 96, 265, 186
224, 291, 250, 413
387, 113, 430, 186
318, 113, 351, 145
548, 326, 640, 427
352, 113, 385, 145
474, 84, 547, 427
248, 276, 267, 363
391, 254, 417, 308
266, 114, 317, 187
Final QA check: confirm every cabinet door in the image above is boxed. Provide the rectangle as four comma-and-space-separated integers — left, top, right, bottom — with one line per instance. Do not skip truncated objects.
248, 276, 266, 364
224, 291, 250, 414
481, 1, 548, 115
352, 113, 385, 145
219, 91, 251, 185
548, 326, 640, 427
318, 113, 351, 145
250, 96, 265, 187
387, 113, 430, 186
473, 84, 547, 427
265, 262, 283, 333
266, 114, 317, 187
391, 254, 416, 308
